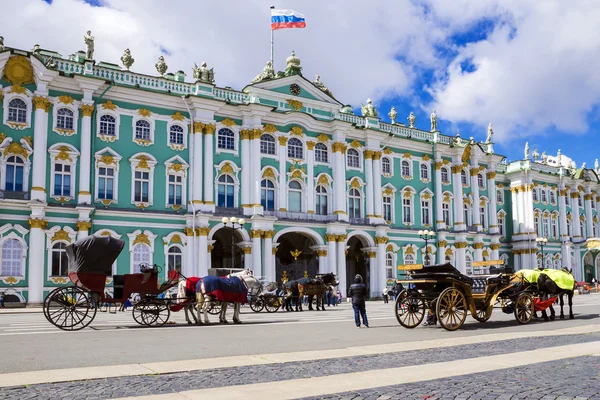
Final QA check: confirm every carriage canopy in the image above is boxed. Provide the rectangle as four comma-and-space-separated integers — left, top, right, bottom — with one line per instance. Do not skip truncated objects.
66, 235, 125, 276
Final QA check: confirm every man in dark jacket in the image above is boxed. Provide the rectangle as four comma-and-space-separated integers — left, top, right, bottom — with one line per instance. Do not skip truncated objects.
347, 274, 369, 328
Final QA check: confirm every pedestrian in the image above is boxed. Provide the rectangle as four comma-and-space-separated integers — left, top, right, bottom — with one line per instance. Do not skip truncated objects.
347, 274, 369, 328
337, 289, 342, 305
0, 292, 5, 309
383, 287, 389, 304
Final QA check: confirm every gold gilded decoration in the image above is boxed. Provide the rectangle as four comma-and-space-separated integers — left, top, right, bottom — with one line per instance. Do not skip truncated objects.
383, 187, 393, 196
56, 147, 72, 162
326, 234, 337, 242
445, 248, 454, 256
171, 112, 185, 121
375, 236, 389, 245
570, 192, 579, 199
336, 234, 347, 242
438, 240, 448, 247
58, 95, 75, 105
403, 190, 413, 199
50, 277, 69, 284
290, 249, 302, 261
207, 245, 214, 253
367, 251, 377, 258
470, 168, 479, 177
316, 249, 327, 257
364, 150, 373, 159
435, 161, 443, 170
133, 233, 151, 246
101, 100, 117, 111
383, 148, 393, 155
9, 84, 27, 95
250, 230, 262, 239
221, 118, 237, 127
135, 203, 149, 209
585, 194, 593, 201
3, 55, 34, 86
4, 141, 29, 158
373, 151, 383, 161
241, 129, 251, 140
170, 235, 182, 244
100, 155, 115, 165
184, 227, 195, 236
306, 141, 316, 150
386, 244, 394, 252
455, 242, 468, 249
56, 197, 70, 204
451, 165, 462, 174
402, 152, 412, 159
195, 227, 210, 236
422, 154, 431, 161
262, 230, 275, 239
350, 178, 361, 189
168, 163, 184, 173
138, 108, 151, 117
405, 246, 415, 255
76, 221, 92, 231
290, 126, 304, 136
291, 170, 303, 179
349, 140, 363, 149
287, 99, 303, 111
331, 142, 347, 153
56, 128, 76, 136
482, 250, 489, 258
262, 167, 276, 179
134, 138, 153, 147
281, 270, 288, 283
278, 136, 288, 146
242, 247, 252, 255
461, 144, 472, 164
473, 242, 484, 249
221, 162, 234, 174
263, 124, 278, 133
317, 133, 329, 142
136, 155, 150, 170
28, 218, 48, 229
250, 128, 263, 140
204, 124, 216, 134
490, 243, 501, 250
51, 229, 71, 243
81, 104, 94, 117
0, 133, 5, 143
33, 96, 51, 112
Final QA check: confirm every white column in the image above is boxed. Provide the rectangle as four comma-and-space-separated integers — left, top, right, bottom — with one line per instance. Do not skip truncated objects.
524, 184, 535, 235
306, 142, 315, 214
511, 187, 520, 235
203, 124, 215, 210
452, 164, 465, 231
518, 188, 526, 234
317, 249, 328, 274
513, 250, 521, 270
365, 151, 375, 218
207, 240, 215, 270
241, 130, 251, 209
184, 229, 194, 277
372, 152, 383, 218
27, 215, 46, 304
454, 233, 467, 273
337, 237, 347, 297
250, 129, 262, 211
585, 193, 594, 238
573, 245, 582, 281
470, 167, 481, 231
562, 242, 572, 270
437, 232, 447, 264
251, 230, 262, 278
434, 159, 444, 230
76, 221, 91, 241
332, 143, 346, 217
488, 171, 499, 234
327, 234, 337, 274
78, 104, 93, 204
571, 191, 582, 240
491, 242, 500, 260
192, 125, 203, 204
31, 96, 51, 202
198, 233, 208, 277
559, 187, 568, 241
368, 251, 378, 298
278, 137, 287, 211
263, 231, 274, 282
377, 240, 387, 297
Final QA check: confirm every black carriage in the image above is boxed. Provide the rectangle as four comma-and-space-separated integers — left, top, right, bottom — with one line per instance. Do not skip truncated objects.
395, 262, 535, 331
43, 236, 179, 331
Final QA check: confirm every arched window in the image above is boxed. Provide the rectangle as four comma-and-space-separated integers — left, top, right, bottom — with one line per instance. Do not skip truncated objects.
383, 196, 393, 222
536, 256, 543, 269
550, 191, 556, 204
461, 170, 468, 185
133, 243, 151, 273
466, 254, 473, 275
315, 185, 328, 215
420, 164, 429, 180
217, 128, 235, 150
496, 189, 503, 203
404, 254, 415, 265
167, 246, 182, 273
1, 239, 23, 276
441, 167, 449, 183
7, 98, 27, 123
261, 179, 275, 211
401, 160, 410, 177
385, 253, 394, 279
169, 125, 184, 145
578, 194, 583, 207
349, 188, 361, 218
287, 138, 303, 159
543, 217, 550, 238
479, 203, 487, 228
541, 189, 547, 203
532, 189, 539, 202
288, 180, 302, 212
478, 174, 484, 189
498, 212, 505, 237
260, 134, 276, 155
347, 149, 360, 168
314, 143, 328, 163
567, 218, 572, 237
442, 201, 451, 226
56, 108, 74, 130
534, 214, 540, 235
382, 157, 391, 174
463, 203, 470, 226
217, 175, 235, 208
168, 174, 183, 205
402, 196, 412, 224
53, 163, 71, 197
5, 156, 24, 192
99, 114, 116, 136
51, 242, 69, 276
551, 216, 558, 238
135, 120, 151, 141
133, 170, 150, 203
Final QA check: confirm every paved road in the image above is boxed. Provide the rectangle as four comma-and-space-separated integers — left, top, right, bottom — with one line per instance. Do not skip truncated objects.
1, 295, 599, 373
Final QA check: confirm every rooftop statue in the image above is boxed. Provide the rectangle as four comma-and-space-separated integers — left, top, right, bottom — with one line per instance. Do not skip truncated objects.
388, 107, 397, 124
277, 51, 302, 77
121, 49, 134, 70
313, 74, 333, 97
45, 56, 57, 70
407, 111, 416, 128
454, 132, 462, 145
156, 56, 168, 76
485, 122, 493, 143
193, 61, 215, 84
430, 109, 437, 131
557, 149, 562, 166
361, 99, 378, 118
541, 151, 548, 164
252, 61, 275, 83
32, 44, 41, 57
524, 142, 530, 159
595, 159, 599, 172
0, 36, 5, 52
339, 105, 353, 115
532, 149, 539, 161
84, 30, 94, 60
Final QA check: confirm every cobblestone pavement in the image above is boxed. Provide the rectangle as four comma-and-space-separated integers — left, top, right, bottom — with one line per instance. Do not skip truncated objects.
303, 355, 600, 400
2, 333, 600, 400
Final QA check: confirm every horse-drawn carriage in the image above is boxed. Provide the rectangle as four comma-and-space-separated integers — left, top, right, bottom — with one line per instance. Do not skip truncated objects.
395, 262, 536, 331
43, 235, 180, 330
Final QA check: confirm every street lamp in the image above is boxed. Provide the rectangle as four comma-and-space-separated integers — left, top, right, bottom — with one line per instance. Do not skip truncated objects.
418, 229, 436, 265
536, 237, 548, 269
222, 217, 245, 269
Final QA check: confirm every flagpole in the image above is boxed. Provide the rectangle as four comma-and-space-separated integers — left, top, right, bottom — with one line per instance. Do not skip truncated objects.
270, 5, 275, 70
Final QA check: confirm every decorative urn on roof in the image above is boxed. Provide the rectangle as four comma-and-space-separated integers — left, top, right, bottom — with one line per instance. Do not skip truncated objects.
278, 51, 302, 77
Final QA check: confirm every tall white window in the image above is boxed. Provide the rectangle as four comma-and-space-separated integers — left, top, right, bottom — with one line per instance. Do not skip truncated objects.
402, 198, 412, 224
550, 191, 556, 204
478, 174, 484, 189
287, 138, 303, 159
260, 134, 276, 155
169, 125, 184, 145
51, 242, 68, 276
541, 190, 547, 203
580, 220, 585, 237
135, 120, 151, 141
479, 205, 487, 229
421, 199, 430, 226
97, 167, 115, 200
99, 115, 116, 136
442, 202, 451, 226
168, 174, 183, 205
567, 219, 572, 237
535, 215, 540, 235
1, 239, 23, 276
261, 179, 276, 211
420, 164, 429, 180
217, 175, 235, 208
498, 213, 505, 237
464, 204, 470, 226
543, 217, 550, 238
404, 254, 415, 265
532, 189, 539, 202
382, 157, 391, 174
288, 181, 303, 212
441, 167, 449, 183
314, 143, 328, 163
167, 246, 182, 273
349, 188, 361, 218
53, 163, 72, 197
347, 149, 360, 168
5, 156, 24, 192
315, 185, 328, 215
401, 160, 411, 177
497, 189, 503, 203
383, 196, 392, 222
56, 108, 74, 130
133, 244, 151, 273
461, 170, 468, 185
217, 128, 235, 150
134, 170, 150, 203
386, 253, 394, 279
7, 99, 27, 123
465, 254, 473, 275
551, 217, 558, 238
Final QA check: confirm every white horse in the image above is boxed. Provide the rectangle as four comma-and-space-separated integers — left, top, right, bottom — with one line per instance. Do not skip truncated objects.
196, 269, 262, 325
176, 279, 198, 324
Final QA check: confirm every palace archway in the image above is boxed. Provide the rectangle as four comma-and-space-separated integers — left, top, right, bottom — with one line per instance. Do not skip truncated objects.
275, 232, 319, 283
211, 227, 245, 270
345, 235, 372, 295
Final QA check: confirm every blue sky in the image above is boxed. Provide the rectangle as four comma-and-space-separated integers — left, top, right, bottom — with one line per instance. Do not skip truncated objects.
12, 1, 600, 166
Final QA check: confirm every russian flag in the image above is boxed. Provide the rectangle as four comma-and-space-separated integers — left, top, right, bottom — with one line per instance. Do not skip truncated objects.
271, 9, 306, 30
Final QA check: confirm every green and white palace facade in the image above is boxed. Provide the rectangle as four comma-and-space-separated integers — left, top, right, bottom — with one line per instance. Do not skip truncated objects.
0, 41, 599, 305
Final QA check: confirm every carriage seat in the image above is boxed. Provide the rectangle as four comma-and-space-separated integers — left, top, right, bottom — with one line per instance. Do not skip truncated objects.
471, 274, 507, 294
113, 274, 125, 301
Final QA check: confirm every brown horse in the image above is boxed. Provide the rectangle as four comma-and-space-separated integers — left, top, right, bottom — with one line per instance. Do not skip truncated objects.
297, 273, 337, 311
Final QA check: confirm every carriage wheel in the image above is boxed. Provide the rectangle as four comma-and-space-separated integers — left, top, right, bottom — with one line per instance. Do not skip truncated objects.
473, 307, 491, 323
514, 293, 534, 324
207, 300, 222, 315
265, 296, 281, 313
44, 287, 97, 331
395, 290, 426, 328
132, 302, 170, 327
250, 297, 265, 313
133, 302, 154, 326
436, 287, 468, 331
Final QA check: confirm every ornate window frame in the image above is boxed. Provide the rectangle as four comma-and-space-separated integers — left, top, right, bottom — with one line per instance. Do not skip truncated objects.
402, 244, 418, 266
497, 210, 506, 239
463, 195, 473, 227
216, 123, 239, 156
2, 88, 32, 130
419, 189, 433, 228
164, 155, 189, 210
461, 168, 469, 188
96, 104, 120, 142
163, 232, 187, 278
441, 166, 450, 185
479, 197, 489, 229
127, 230, 156, 274
288, 178, 306, 213
48, 143, 80, 202
442, 191, 454, 228
419, 162, 431, 183
52, 96, 80, 136
130, 153, 157, 208
401, 158, 412, 180
259, 133, 278, 158
287, 137, 305, 161
381, 156, 393, 178
166, 120, 188, 151
132, 113, 155, 147
314, 142, 330, 165
45, 226, 77, 282
261, 177, 279, 211
0, 224, 28, 280
345, 148, 362, 171
381, 185, 397, 224
477, 173, 486, 190
401, 187, 416, 226
0, 137, 33, 192
214, 161, 241, 208
94, 148, 121, 206
496, 187, 504, 204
